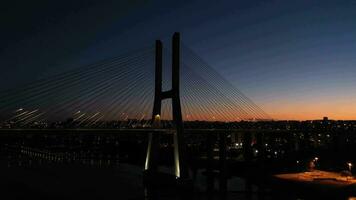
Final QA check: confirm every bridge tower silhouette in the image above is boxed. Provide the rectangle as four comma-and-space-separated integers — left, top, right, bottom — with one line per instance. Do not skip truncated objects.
144, 32, 188, 179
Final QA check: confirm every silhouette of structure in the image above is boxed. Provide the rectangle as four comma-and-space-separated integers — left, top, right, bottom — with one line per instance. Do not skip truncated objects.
145, 33, 188, 179
0, 30, 271, 125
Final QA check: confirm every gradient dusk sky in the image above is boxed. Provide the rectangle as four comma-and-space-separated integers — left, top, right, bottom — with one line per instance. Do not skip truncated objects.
1, 0, 356, 120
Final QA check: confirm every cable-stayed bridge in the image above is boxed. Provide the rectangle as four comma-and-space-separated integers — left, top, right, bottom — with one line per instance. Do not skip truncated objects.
0, 34, 354, 199
0, 34, 270, 126
0, 33, 271, 181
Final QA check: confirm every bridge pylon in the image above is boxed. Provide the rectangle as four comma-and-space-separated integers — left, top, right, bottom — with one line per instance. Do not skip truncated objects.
144, 32, 188, 180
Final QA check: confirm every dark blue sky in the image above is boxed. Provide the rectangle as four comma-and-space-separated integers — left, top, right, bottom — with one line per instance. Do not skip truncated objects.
2, 0, 356, 119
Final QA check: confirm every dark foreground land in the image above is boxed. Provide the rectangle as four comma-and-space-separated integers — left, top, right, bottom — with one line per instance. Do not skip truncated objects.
0, 160, 267, 200
1, 161, 356, 200
1, 126, 356, 199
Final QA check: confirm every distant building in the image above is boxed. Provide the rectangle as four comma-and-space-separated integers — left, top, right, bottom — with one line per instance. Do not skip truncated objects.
323, 116, 329, 127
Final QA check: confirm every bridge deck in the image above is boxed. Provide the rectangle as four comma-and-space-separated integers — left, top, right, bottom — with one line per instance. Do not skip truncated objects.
0, 128, 293, 135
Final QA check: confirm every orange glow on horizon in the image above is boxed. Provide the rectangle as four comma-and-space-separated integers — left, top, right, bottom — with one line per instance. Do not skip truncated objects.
262, 98, 356, 121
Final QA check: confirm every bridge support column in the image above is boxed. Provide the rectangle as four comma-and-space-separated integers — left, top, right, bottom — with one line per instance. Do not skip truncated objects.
243, 132, 253, 162
145, 33, 188, 180
206, 132, 214, 191
256, 132, 265, 160
219, 132, 227, 193
144, 40, 162, 173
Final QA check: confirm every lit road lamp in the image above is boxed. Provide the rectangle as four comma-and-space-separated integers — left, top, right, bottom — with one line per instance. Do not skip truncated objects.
296, 160, 300, 171
309, 157, 318, 171
314, 157, 319, 168
348, 162, 353, 173
314, 157, 319, 162
153, 114, 161, 128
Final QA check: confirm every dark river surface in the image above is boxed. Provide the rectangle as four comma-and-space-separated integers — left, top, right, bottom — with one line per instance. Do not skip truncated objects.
0, 158, 354, 200
0, 157, 269, 200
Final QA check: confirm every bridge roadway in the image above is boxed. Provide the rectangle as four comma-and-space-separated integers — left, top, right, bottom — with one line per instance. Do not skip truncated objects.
0, 128, 293, 135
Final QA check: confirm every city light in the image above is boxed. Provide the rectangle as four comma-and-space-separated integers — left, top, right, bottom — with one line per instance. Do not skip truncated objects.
348, 162, 353, 172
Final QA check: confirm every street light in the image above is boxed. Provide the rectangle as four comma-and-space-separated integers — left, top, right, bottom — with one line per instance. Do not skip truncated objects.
348, 162, 352, 172
310, 157, 318, 171
153, 114, 161, 128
